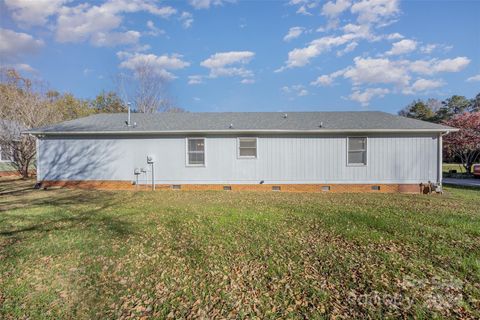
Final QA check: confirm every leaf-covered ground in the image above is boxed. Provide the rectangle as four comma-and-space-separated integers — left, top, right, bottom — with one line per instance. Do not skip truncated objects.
1, 178, 479, 319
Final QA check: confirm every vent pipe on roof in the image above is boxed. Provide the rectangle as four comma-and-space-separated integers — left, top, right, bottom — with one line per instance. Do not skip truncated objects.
283, 113, 288, 119
229, 123, 233, 129
126, 102, 132, 127
319, 121, 324, 128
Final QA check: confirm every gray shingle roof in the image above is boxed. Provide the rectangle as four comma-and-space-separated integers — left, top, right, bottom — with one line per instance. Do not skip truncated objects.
26, 111, 455, 135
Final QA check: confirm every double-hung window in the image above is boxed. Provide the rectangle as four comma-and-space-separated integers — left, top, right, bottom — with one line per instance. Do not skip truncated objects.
347, 137, 367, 166
186, 138, 205, 166
238, 137, 257, 158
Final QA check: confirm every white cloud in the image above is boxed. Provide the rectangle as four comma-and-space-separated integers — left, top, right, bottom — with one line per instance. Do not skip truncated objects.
311, 69, 345, 86
298, 89, 308, 96
336, 41, 358, 56
338, 56, 470, 89
296, 5, 312, 15
349, 88, 389, 106
4, 0, 67, 26
208, 67, 253, 78
322, 0, 351, 18
278, 23, 378, 70
420, 44, 436, 54
283, 27, 304, 42
386, 33, 403, 40
91, 31, 141, 47
179, 12, 194, 29
311, 75, 334, 86
279, 34, 360, 70
118, 52, 190, 80
408, 57, 470, 75
54, 0, 176, 46
288, 0, 318, 16
188, 0, 232, 9
466, 74, 480, 82
344, 57, 410, 87
201, 51, 254, 68
350, 0, 400, 26
146, 20, 165, 36
13, 63, 36, 73
200, 51, 255, 80
311, 55, 470, 105
83, 68, 93, 76
240, 78, 255, 84
386, 39, 417, 55
188, 75, 203, 85
0, 28, 44, 63
288, 0, 308, 4
282, 84, 308, 97
403, 78, 444, 94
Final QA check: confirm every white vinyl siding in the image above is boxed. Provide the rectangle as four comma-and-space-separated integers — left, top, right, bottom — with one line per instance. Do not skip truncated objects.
347, 137, 367, 166
38, 134, 439, 184
238, 137, 257, 158
186, 138, 205, 166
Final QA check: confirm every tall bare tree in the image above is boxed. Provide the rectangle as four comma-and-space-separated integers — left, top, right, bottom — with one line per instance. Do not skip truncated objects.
0, 68, 61, 178
115, 62, 183, 113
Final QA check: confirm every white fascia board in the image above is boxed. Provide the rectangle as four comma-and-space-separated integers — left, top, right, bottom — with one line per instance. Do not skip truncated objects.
25, 128, 459, 136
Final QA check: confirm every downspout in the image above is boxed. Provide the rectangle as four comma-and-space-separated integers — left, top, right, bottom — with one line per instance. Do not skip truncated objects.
437, 132, 442, 188
36, 136, 40, 181
35, 134, 43, 182
437, 131, 451, 191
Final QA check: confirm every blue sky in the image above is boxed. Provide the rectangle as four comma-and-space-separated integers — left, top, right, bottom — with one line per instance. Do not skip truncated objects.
0, 0, 479, 113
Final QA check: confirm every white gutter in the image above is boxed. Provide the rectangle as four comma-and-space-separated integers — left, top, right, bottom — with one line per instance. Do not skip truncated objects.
25, 128, 459, 136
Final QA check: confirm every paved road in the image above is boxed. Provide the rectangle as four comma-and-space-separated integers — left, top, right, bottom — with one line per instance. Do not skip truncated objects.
443, 178, 480, 187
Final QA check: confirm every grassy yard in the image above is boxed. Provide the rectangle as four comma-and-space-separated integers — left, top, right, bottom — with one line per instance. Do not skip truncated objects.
443, 163, 468, 174
1, 179, 479, 319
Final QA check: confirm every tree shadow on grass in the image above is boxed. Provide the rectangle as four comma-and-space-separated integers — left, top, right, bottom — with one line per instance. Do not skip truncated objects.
0, 186, 138, 253
0, 178, 35, 194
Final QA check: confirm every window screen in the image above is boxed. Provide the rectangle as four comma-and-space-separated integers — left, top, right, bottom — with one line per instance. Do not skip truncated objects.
348, 137, 367, 165
187, 138, 205, 165
239, 138, 257, 158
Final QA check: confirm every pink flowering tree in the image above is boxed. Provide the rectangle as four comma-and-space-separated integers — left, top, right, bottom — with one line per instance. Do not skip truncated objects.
443, 112, 480, 174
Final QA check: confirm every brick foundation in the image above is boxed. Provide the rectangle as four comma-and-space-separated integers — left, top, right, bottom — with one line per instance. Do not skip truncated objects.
39, 180, 422, 193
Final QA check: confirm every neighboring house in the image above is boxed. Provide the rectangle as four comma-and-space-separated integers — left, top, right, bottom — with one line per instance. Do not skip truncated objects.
26, 112, 457, 193
0, 120, 20, 176
0, 144, 13, 162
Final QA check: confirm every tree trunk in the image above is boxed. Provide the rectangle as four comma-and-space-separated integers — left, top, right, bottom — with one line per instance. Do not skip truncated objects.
25, 158, 32, 178
465, 163, 472, 174
21, 161, 29, 179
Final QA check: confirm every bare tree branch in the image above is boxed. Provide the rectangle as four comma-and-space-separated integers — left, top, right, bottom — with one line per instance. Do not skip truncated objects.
0, 68, 62, 178
115, 61, 183, 113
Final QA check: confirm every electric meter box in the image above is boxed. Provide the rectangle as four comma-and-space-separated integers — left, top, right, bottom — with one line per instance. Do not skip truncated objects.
147, 155, 156, 164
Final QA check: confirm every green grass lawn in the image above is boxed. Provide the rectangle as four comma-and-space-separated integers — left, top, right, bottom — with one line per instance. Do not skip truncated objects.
1, 179, 479, 319
443, 163, 467, 174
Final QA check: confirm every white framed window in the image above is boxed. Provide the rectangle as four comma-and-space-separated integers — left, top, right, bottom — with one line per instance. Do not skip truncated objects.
186, 137, 205, 166
238, 137, 257, 159
347, 137, 367, 166
0, 145, 13, 162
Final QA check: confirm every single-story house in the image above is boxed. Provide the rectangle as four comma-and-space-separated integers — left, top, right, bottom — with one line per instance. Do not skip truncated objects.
26, 111, 457, 193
